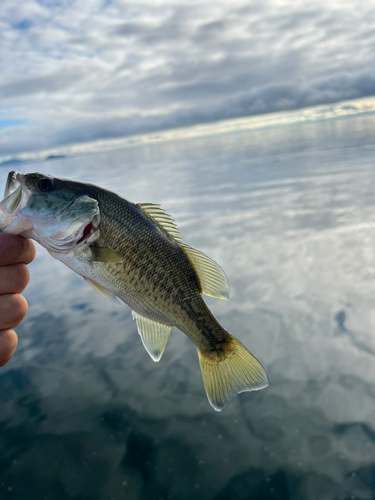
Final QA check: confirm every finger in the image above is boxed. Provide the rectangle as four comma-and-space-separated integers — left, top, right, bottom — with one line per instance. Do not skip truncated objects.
0, 329, 18, 367
0, 264, 30, 294
0, 234, 36, 266
0, 294, 28, 330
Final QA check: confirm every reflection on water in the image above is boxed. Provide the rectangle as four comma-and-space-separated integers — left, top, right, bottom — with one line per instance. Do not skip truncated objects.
1, 114, 375, 499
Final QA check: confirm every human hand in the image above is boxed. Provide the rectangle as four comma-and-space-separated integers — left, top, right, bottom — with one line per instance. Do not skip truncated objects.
0, 234, 36, 367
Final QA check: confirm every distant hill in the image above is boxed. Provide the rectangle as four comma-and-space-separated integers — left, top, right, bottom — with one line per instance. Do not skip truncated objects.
0, 158, 26, 167
45, 155, 66, 161
0, 154, 67, 168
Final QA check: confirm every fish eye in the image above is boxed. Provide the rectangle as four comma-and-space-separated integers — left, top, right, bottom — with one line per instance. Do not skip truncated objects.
38, 178, 53, 192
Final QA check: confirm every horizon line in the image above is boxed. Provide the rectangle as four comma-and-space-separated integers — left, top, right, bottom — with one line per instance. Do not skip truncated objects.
1, 96, 375, 165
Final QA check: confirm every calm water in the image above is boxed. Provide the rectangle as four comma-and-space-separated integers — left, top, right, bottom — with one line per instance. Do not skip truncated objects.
1, 115, 375, 500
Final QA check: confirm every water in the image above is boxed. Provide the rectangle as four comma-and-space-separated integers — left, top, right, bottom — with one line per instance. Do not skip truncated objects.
1, 114, 375, 499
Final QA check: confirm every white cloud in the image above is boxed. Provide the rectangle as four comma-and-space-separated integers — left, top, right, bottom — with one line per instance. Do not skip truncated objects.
1, 0, 375, 156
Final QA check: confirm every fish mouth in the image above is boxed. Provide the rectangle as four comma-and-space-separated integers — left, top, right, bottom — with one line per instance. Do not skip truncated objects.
1, 172, 31, 214
0, 172, 33, 233
4, 171, 25, 198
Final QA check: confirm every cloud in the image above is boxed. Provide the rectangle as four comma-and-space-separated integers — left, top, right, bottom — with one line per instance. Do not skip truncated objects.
0, 68, 85, 99
1, 0, 375, 156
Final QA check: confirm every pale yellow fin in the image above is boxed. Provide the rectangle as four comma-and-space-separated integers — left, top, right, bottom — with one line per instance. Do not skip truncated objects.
198, 334, 268, 411
180, 244, 229, 300
137, 203, 229, 299
84, 277, 120, 304
89, 246, 122, 262
137, 203, 181, 242
132, 311, 172, 362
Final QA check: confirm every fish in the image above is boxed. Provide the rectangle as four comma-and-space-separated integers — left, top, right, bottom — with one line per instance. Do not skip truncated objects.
0, 171, 268, 410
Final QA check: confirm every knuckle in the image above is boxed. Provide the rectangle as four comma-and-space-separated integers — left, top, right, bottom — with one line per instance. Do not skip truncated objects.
9, 238, 25, 264
14, 264, 30, 292
0, 264, 30, 294
22, 238, 36, 264
0, 235, 35, 265
8, 294, 28, 326
19, 237, 32, 263
0, 329, 18, 367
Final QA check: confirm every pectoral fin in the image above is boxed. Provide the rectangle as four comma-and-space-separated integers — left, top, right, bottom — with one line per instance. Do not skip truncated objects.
89, 246, 122, 262
84, 277, 120, 304
132, 311, 172, 362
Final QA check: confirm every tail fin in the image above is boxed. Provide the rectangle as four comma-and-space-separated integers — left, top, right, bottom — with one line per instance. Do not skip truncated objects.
198, 334, 268, 411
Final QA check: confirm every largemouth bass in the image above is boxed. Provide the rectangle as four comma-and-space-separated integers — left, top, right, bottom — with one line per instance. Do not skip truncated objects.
0, 171, 268, 410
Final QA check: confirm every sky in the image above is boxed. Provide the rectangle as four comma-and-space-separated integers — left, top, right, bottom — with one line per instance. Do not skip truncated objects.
1, 0, 375, 158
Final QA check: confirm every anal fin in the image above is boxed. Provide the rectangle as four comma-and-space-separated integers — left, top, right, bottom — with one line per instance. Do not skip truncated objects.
132, 311, 172, 362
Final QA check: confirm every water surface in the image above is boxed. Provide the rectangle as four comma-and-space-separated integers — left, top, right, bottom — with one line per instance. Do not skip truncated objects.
1, 114, 375, 499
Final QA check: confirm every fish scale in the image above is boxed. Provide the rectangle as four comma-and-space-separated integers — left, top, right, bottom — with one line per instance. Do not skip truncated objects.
0, 171, 268, 411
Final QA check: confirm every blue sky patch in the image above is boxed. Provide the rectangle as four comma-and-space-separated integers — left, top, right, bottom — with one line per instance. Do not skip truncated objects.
13, 19, 32, 30
0, 120, 26, 130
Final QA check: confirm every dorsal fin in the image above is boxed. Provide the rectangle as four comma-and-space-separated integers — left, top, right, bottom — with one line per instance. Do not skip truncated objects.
180, 244, 230, 300
137, 203, 229, 300
137, 203, 181, 242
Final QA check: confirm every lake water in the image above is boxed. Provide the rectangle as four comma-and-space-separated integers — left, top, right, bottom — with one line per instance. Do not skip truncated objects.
1, 113, 375, 500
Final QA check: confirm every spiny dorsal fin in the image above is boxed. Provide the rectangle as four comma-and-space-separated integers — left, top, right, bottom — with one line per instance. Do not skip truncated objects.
137, 203, 181, 242
180, 244, 230, 300
137, 203, 229, 299
84, 277, 120, 304
132, 311, 172, 362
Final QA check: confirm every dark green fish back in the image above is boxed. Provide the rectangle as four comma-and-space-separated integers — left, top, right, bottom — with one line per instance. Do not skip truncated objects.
68, 181, 223, 346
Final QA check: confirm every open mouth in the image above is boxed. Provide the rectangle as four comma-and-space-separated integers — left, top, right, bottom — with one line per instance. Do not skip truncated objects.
0, 173, 33, 233
4, 171, 24, 198
1, 172, 31, 216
